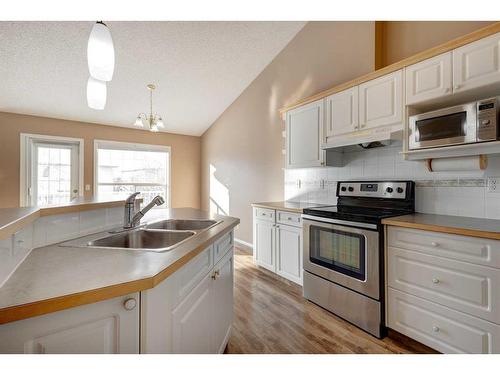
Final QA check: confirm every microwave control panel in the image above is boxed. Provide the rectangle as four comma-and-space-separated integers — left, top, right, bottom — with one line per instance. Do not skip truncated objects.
477, 97, 499, 141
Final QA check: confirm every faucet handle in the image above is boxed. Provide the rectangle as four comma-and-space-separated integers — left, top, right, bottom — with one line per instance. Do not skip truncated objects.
126, 192, 140, 203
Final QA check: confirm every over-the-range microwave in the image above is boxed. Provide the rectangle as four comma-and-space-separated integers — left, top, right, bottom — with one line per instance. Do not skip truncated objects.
408, 97, 499, 150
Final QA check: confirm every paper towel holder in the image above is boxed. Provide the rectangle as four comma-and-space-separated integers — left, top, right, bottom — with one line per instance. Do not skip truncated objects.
426, 155, 488, 172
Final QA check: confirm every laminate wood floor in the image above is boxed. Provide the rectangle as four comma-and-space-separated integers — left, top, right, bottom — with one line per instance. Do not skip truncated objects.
226, 248, 436, 354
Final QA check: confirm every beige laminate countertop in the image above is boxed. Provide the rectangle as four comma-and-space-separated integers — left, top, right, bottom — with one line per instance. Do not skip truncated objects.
0, 208, 239, 324
382, 213, 500, 240
251, 201, 328, 214
0, 196, 142, 240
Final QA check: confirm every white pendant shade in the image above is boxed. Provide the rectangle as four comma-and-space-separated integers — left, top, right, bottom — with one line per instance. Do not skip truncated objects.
156, 117, 164, 128
87, 77, 107, 110
87, 22, 115, 82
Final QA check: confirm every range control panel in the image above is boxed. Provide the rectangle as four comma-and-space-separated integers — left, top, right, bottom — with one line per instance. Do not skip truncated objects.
337, 181, 409, 199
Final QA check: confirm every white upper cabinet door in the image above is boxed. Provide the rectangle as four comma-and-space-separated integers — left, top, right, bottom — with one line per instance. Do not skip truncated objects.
359, 70, 403, 130
325, 86, 359, 137
405, 52, 453, 105
285, 99, 324, 168
453, 32, 500, 93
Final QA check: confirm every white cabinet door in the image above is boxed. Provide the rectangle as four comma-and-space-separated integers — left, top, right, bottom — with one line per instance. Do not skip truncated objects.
276, 224, 302, 285
453, 32, 500, 93
171, 272, 213, 354
254, 218, 275, 272
359, 70, 403, 130
405, 52, 453, 105
325, 87, 359, 137
212, 249, 234, 353
0, 294, 139, 354
285, 99, 324, 168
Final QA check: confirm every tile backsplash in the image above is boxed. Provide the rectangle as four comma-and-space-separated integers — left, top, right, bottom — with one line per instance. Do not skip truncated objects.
284, 141, 500, 219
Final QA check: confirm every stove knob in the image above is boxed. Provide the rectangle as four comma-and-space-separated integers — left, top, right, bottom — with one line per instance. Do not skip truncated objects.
386, 187, 393, 193
341, 186, 347, 192
397, 187, 404, 194
348, 186, 354, 192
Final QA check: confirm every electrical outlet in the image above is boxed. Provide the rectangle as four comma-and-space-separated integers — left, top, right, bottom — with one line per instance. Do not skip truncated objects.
487, 177, 500, 193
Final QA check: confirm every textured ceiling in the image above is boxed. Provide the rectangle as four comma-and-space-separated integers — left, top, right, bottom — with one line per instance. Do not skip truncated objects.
0, 21, 305, 136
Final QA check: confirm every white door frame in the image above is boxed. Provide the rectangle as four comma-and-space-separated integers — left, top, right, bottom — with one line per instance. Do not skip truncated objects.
20, 133, 84, 207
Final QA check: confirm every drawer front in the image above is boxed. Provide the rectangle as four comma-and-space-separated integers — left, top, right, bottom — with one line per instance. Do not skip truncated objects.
255, 208, 275, 222
388, 246, 500, 323
387, 288, 500, 353
387, 226, 500, 268
276, 210, 302, 227
214, 231, 233, 264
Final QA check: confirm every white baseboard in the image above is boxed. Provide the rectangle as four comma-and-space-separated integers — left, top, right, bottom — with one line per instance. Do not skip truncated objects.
234, 238, 253, 253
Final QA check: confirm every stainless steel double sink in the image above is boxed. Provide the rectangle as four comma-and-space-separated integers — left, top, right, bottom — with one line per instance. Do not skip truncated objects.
59, 219, 221, 252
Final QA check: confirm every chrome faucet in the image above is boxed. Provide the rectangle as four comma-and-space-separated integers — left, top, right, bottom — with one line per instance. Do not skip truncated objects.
123, 193, 165, 229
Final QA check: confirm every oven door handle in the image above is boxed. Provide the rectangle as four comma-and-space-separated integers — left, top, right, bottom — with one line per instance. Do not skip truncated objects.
301, 214, 378, 230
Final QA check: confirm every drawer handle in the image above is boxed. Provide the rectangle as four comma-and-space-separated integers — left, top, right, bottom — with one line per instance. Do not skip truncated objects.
432, 325, 440, 333
262, 213, 266, 216
211, 270, 220, 280
432, 278, 440, 284
431, 242, 439, 247
287, 217, 292, 221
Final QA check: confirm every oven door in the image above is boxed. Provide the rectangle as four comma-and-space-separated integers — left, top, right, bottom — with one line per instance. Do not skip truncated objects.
302, 215, 380, 300
409, 102, 477, 150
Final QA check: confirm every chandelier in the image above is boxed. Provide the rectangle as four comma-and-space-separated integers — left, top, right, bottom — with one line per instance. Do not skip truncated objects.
134, 84, 165, 132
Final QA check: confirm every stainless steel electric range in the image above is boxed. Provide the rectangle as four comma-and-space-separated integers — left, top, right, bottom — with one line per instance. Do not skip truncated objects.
302, 180, 415, 338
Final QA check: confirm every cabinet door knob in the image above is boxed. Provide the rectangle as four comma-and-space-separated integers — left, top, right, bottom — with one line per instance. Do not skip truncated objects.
454, 84, 460, 90
212, 270, 220, 280
123, 298, 137, 311
432, 277, 440, 284
432, 325, 440, 332
431, 241, 439, 247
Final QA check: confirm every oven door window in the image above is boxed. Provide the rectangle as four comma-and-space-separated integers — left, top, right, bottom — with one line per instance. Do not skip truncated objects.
415, 111, 466, 142
309, 225, 366, 281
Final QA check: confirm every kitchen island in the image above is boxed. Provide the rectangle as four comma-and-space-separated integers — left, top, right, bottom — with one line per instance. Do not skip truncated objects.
0, 205, 239, 354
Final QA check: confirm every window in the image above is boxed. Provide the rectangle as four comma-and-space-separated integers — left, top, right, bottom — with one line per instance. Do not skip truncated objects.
94, 140, 170, 207
20, 134, 83, 207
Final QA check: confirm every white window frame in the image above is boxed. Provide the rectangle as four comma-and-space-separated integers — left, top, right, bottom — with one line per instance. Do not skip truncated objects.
20, 133, 84, 207
93, 140, 171, 207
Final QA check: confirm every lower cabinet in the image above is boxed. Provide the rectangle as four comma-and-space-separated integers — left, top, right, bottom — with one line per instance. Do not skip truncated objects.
253, 208, 303, 285
0, 293, 140, 354
386, 226, 500, 353
141, 232, 234, 354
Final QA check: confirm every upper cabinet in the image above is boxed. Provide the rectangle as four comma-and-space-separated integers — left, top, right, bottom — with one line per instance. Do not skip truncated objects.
359, 70, 403, 130
453, 32, 500, 93
325, 86, 359, 137
405, 52, 453, 105
285, 99, 325, 168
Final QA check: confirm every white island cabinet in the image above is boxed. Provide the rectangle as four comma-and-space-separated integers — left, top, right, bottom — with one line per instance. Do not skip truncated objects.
140, 231, 234, 354
0, 293, 140, 354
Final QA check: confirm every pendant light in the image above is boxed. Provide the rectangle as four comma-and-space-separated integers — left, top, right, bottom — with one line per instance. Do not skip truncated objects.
87, 21, 115, 82
87, 77, 107, 110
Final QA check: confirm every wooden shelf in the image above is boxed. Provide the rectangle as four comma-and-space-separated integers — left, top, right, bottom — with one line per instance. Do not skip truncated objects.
402, 141, 500, 160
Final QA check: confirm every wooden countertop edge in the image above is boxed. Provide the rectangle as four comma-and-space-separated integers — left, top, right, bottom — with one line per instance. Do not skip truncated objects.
0, 221, 238, 325
279, 22, 500, 114
0, 199, 142, 240
251, 203, 303, 214
382, 219, 500, 241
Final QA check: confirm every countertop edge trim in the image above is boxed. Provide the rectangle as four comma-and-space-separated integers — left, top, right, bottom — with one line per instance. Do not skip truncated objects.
251, 203, 303, 213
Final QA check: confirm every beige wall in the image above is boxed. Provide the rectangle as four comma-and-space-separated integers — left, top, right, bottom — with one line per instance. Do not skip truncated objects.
0, 112, 201, 209
201, 22, 376, 243
382, 21, 494, 65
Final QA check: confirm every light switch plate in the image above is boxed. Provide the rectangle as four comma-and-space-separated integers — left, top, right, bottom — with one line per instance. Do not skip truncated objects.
487, 177, 500, 193
85, 184, 91, 191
